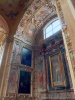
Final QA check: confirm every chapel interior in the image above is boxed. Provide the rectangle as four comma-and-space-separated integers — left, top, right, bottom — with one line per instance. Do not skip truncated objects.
0, 0, 75, 100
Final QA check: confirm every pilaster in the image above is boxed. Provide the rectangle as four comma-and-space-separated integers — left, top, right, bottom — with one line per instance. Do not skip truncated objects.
0, 35, 14, 100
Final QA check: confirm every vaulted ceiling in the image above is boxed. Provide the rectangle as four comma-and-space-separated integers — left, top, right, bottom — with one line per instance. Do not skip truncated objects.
15, 0, 56, 44
0, 0, 33, 35
0, 0, 57, 44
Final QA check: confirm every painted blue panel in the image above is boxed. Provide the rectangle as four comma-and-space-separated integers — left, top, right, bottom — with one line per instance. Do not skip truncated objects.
18, 71, 31, 94
21, 48, 32, 66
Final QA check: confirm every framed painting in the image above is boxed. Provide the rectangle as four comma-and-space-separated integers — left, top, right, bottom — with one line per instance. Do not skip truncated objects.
21, 47, 32, 66
49, 52, 66, 88
18, 70, 31, 94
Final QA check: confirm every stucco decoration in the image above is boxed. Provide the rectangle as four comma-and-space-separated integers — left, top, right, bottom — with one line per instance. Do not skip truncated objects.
15, 0, 56, 44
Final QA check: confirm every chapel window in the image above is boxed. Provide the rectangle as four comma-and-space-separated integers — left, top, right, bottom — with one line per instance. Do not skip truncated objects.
44, 19, 61, 39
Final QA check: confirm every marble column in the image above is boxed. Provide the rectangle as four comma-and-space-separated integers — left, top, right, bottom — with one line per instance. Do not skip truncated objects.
0, 35, 14, 100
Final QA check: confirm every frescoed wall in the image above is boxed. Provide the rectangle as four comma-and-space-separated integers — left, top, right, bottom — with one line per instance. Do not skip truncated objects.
21, 47, 32, 66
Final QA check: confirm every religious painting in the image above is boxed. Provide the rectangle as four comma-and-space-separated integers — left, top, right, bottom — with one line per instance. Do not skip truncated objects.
7, 68, 18, 93
21, 47, 32, 66
49, 52, 66, 88
12, 43, 20, 63
18, 70, 31, 94
71, 0, 75, 8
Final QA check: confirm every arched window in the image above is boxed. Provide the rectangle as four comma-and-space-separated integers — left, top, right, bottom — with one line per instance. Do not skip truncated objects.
43, 19, 61, 39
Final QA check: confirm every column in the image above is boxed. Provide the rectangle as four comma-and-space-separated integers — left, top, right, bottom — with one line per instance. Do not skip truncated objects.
0, 35, 14, 100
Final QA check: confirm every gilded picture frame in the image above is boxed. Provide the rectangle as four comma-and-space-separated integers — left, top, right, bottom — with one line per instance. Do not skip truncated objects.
49, 52, 66, 88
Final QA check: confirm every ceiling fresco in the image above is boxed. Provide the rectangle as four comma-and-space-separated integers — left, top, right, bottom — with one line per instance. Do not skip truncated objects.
0, 0, 31, 20
15, 0, 56, 44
